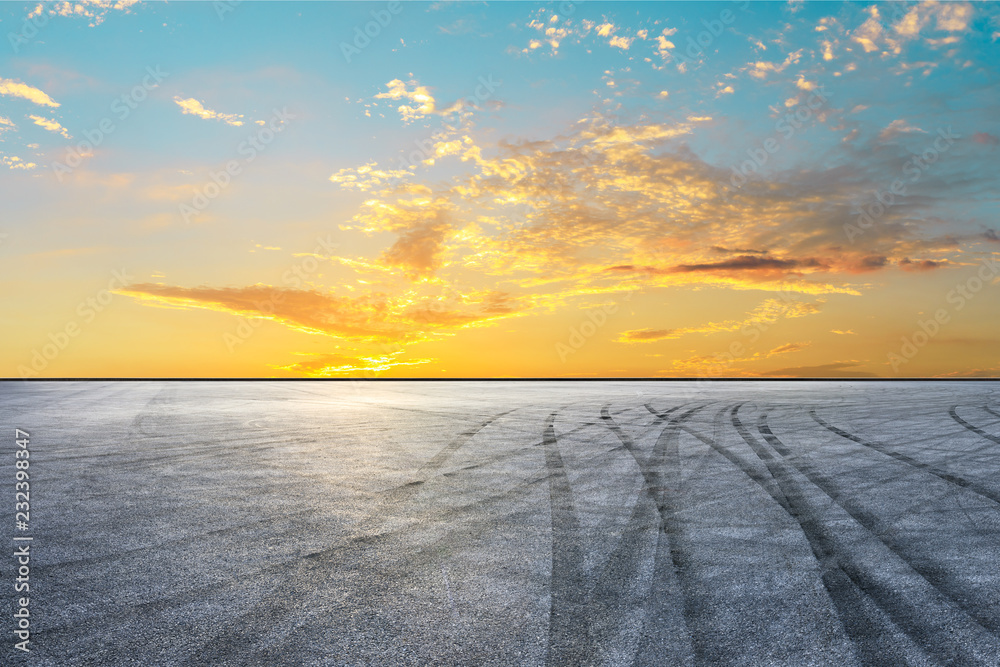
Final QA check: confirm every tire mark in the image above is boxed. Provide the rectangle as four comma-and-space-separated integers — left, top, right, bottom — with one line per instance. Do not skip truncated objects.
950, 406, 1000, 445
810, 410, 1000, 508
182, 406, 646, 663
594, 405, 700, 666
181, 409, 512, 666
375, 409, 519, 509
983, 405, 1000, 421
725, 405, 918, 665
542, 412, 595, 666
46, 407, 660, 643
631, 406, 705, 666
742, 406, 999, 664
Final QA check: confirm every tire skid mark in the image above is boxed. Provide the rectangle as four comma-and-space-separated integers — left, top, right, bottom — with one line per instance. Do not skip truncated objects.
187, 406, 639, 663
983, 405, 1000, 421
179, 409, 514, 666
47, 408, 663, 645
542, 412, 596, 666
811, 410, 1000, 508
671, 406, 791, 513
758, 411, 1000, 645
594, 405, 700, 665
375, 408, 519, 509
743, 406, 999, 664
726, 405, 916, 666
43, 460, 564, 642
632, 406, 706, 666
38, 507, 321, 575
950, 406, 1000, 446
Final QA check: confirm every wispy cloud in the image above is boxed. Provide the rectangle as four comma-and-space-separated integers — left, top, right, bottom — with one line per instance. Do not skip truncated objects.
173, 97, 244, 126
0, 77, 59, 107
29, 114, 70, 138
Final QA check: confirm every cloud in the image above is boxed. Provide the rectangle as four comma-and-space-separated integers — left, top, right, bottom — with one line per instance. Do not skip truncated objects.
374, 79, 438, 122
851, 255, 888, 272
116, 282, 525, 344
0, 77, 59, 107
877, 119, 926, 142
744, 50, 802, 79
616, 298, 823, 344
173, 97, 244, 126
317, 101, 990, 356
1, 154, 37, 170
853, 5, 894, 53
329, 161, 416, 191
28, 0, 140, 27
935, 366, 1000, 378
617, 328, 679, 343
276, 352, 431, 377
380, 219, 452, 278
28, 114, 70, 138
670, 255, 827, 273
712, 246, 769, 255
767, 342, 809, 356
899, 257, 942, 271
608, 35, 633, 50
893, 1, 974, 38
764, 361, 878, 377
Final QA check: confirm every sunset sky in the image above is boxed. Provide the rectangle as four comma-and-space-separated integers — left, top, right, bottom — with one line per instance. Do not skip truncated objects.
2, 0, 999, 378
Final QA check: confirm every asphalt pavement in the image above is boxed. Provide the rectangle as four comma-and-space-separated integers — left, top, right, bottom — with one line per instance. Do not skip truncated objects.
2, 380, 1000, 666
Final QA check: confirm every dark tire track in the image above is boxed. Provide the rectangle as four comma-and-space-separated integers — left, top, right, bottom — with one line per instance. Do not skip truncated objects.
950, 406, 1000, 445
742, 406, 999, 664
810, 409, 1000, 508
542, 412, 595, 666
178, 409, 515, 667
181, 406, 656, 666
727, 405, 921, 666
595, 404, 701, 666
629, 406, 705, 666
41, 407, 662, 653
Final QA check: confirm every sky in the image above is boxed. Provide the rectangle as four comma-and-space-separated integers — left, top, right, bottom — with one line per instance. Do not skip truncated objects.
1, 0, 999, 378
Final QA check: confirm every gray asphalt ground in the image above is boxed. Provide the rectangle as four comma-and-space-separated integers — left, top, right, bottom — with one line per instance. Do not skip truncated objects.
2, 380, 1000, 666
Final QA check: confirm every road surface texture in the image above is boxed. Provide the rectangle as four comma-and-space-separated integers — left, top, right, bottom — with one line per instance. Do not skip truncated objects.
2, 380, 1000, 666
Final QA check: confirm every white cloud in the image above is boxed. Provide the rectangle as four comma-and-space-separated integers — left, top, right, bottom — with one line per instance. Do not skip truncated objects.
29, 0, 140, 27
173, 97, 244, 126
29, 114, 70, 138
375, 79, 437, 122
0, 77, 59, 107
878, 119, 927, 142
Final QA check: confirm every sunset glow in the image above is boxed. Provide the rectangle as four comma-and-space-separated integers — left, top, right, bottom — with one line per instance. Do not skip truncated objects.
2, 0, 999, 377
